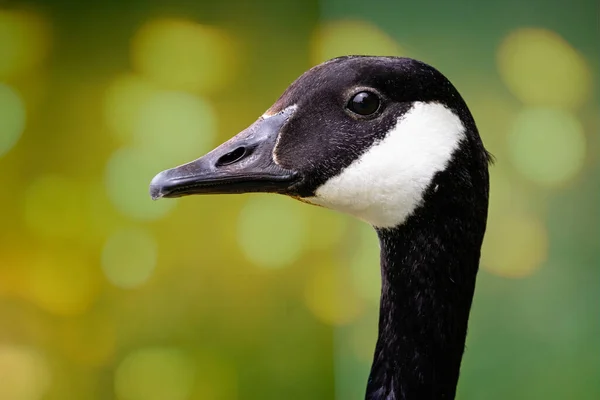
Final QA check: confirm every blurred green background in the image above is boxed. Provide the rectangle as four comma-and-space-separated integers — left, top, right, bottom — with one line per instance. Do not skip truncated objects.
0, 0, 598, 399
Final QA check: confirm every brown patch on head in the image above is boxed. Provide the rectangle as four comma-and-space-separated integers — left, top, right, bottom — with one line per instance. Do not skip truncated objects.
262, 97, 289, 118
261, 109, 279, 118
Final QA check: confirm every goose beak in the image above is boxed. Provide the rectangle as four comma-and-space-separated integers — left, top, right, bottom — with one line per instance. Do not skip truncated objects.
149, 106, 299, 200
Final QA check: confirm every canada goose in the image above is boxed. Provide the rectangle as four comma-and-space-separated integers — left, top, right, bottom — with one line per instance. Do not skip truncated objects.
149, 56, 491, 400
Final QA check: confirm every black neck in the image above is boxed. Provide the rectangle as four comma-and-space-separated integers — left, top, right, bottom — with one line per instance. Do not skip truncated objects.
365, 157, 489, 400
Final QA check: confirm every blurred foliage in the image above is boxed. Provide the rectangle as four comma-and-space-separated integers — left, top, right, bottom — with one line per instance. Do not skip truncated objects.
0, 0, 598, 399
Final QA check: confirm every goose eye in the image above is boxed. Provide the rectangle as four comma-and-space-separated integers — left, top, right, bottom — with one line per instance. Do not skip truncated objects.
347, 91, 380, 116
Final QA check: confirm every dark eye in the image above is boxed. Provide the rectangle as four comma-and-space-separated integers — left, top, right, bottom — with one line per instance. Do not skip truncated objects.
347, 91, 380, 116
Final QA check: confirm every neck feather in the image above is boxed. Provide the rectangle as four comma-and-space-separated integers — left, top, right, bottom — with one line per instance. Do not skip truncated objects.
365, 152, 489, 400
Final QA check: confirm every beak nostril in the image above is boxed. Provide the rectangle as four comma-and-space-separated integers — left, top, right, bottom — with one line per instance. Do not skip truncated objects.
216, 146, 247, 166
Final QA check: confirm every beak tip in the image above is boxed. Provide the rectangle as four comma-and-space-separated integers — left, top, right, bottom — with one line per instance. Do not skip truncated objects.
149, 185, 164, 201
149, 192, 162, 201
149, 171, 168, 200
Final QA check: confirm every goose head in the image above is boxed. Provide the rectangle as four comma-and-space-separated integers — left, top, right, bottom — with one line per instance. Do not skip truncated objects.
149, 56, 489, 229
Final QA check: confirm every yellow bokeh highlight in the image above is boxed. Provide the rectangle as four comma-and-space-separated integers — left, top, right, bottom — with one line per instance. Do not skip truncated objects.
349, 223, 381, 305
104, 74, 217, 164
114, 347, 195, 400
482, 213, 548, 278
237, 196, 308, 269
25, 248, 100, 316
133, 90, 217, 165
24, 174, 86, 238
104, 74, 158, 143
508, 107, 586, 187
131, 18, 237, 93
0, 345, 50, 400
498, 28, 592, 109
0, 83, 26, 157
102, 228, 157, 289
304, 266, 364, 325
310, 19, 405, 65
0, 9, 50, 79
105, 147, 177, 220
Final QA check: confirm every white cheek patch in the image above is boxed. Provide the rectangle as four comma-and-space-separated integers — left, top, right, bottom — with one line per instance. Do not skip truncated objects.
305, 102, 465, 228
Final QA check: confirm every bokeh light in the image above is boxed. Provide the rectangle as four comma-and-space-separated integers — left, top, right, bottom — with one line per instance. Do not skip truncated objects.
105, 147, 177, 220
103, 74, 159, 143
0, 9, 50, 79
508, 107, 586, 187
133, 90, 217, 165
498, 28, 592, 109
481, 212, 548, 278
0, 83, 26, 157
131, 18, 237, 93
101, 228, 157, 289
0, 345, 50, 400
310, 19, 405, 65
237, 196, 308, 269
114, 347, 195, 400
304, 265, 364, 325
24, 174, 86, 238
104, 74, 217, 164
